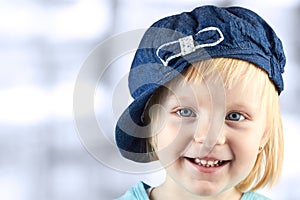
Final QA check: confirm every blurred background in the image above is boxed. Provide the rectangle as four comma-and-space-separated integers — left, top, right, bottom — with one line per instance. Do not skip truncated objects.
0, 0, 300, 199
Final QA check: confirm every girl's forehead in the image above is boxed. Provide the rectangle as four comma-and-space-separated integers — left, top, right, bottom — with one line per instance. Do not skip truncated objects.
165, 77, 264, 110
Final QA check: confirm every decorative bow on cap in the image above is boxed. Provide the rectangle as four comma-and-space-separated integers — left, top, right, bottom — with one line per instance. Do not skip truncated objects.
156, 27, 224, 66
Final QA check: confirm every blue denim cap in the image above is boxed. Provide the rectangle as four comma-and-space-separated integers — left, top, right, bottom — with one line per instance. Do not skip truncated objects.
115, 5, 286, 162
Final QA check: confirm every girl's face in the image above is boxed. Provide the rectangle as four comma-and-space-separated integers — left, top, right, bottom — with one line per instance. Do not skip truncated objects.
154, 75, 267, 198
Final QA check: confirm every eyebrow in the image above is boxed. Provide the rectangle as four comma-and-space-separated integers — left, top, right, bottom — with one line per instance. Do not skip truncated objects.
226, 102, 259, 113
166, 91, 216, 110
165, 93, 198, 106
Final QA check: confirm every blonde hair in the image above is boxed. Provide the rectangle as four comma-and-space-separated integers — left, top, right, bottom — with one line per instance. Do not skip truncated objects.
144, 58, 283, 191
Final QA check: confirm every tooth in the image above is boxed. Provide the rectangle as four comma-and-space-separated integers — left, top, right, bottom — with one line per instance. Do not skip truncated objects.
207, 160, 214, 165
213, 160, 218, 164
200, 160, 207, 165
194, 158, 201, 164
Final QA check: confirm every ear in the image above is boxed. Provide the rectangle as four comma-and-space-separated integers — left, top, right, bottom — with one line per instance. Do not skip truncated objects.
259, 129, 270, 153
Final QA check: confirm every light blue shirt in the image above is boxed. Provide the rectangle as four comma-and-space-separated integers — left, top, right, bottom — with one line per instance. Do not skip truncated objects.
116, 182, 271, 200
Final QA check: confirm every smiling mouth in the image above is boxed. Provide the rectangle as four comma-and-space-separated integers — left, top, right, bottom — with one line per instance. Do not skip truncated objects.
185, 157, 231, 168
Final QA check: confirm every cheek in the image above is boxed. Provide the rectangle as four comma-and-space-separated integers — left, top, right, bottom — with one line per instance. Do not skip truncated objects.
229, 121, 266, 156
234, 140, 259, 163
156, 122, 179, 150
156, 121, 195, 164
156, 120, 195, 149
229, 132, 262, 174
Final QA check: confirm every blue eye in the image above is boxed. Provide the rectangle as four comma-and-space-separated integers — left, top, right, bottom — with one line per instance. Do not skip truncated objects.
226, 112, 245, 121
176, 108, 196, 117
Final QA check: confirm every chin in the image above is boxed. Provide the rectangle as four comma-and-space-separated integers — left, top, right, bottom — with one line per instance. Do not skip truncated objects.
184, 181, 223, 197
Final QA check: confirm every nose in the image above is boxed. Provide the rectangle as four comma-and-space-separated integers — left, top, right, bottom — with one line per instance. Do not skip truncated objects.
194, 112, 226, 155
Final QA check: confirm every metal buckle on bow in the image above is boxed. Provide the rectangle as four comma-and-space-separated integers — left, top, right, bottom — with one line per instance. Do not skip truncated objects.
156, 27, 224, 66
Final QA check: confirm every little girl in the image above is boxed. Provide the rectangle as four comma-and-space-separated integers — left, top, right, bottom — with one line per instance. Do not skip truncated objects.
115, 5, 285, 200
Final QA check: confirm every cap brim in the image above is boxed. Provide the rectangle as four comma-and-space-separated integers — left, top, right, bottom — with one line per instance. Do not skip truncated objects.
115, 86, 158, 163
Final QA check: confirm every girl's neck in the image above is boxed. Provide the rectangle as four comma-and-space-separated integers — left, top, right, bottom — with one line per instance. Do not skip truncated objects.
150, 176, 242, 200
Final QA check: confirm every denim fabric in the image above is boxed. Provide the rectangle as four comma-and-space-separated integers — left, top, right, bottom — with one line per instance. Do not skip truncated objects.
115, 5, 286, 162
